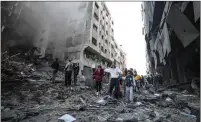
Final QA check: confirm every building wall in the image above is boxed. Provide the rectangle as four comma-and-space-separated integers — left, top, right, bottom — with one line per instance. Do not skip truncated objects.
142, 1, 200, 85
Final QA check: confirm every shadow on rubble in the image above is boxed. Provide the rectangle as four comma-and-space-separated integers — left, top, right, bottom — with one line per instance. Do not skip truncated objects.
1, 52, 200, 122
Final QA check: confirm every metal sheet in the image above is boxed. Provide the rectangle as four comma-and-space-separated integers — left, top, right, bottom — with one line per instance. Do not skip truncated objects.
193, 1, 200, 22
167, 5, 200, 47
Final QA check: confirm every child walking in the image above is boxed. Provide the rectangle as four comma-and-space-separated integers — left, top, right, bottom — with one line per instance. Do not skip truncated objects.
125, 70, 134, 103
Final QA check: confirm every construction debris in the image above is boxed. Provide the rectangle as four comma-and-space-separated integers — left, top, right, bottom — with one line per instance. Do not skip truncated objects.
1, 53, 200, 122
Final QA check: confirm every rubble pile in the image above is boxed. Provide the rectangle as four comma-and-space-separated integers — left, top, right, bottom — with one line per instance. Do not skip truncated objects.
1, 53, 200, 122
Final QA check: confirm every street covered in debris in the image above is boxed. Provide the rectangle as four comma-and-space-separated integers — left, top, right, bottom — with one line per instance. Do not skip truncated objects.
1, 1, 200, 122
1, 54, 200, 122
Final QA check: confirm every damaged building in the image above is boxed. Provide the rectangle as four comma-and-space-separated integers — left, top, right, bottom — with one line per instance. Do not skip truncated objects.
142, 1, 200, 86
1, 2, 127, 76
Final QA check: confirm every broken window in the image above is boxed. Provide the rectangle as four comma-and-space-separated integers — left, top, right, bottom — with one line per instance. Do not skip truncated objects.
93, 24, 98, 32
94, 13, 99, 21
95, 2, 99, 9
106, 31, 108, 35
111, 45, 114, 49
102, 25, 105, 30
105, 40, 108, 44
92, 37, 97, 46
101, 46, 104, 52
105, 49, 107, 54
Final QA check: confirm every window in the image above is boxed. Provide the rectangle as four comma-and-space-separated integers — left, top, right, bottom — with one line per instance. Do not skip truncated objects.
106, 31, 108, 35
92, 37, 97, 46
102, 35, 104, 39
106, 13, 108, 17
94, 13, 99, 21
106, 22, 108, 25
112, 21, 114, 25
112, 29, 114, 32
105, 49, 107, 54
102, 25, 105, 30
111, 45, 114, 49
105, 40, 108, 44
101, 11, 103, 14
103, 17, 105, 20
93, 24, 98, 32
111, 53, 113, 58
95, 2, 99, 9
101, 46, 104, 52
99, 43, 101, 48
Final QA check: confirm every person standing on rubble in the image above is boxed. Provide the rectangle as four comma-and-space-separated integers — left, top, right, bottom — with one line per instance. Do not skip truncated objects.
64, 60, 73, 87
122, 68, 128, 97
133, 70, 141, 92
50, 58, 59, 82
104, 64, 122, 98
72, 61, 79, 86
93, 65, 104, 96
125, 70, 134, 103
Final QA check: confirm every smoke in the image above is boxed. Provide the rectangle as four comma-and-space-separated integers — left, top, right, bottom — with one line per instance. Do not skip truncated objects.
9, 2, 90, 60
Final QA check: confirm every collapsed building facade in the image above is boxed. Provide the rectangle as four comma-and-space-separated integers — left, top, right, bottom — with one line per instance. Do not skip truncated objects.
1, 2, 127, 76
142, 1, 200, 85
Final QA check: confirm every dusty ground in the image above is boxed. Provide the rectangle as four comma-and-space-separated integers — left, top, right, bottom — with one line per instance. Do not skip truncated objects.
1, 57, 200, 122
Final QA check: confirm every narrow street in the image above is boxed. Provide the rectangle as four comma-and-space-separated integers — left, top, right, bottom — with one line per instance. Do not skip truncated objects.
1, 55, 200, 121
1, 1, 200, 122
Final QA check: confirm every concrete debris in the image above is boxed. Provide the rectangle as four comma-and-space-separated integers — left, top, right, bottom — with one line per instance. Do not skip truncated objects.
58, 114, 76, 122
1, 54, 200, 122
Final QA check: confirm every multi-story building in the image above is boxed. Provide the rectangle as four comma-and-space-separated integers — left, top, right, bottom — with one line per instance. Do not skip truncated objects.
2, 2, 127, 83
142, 1, 200, 85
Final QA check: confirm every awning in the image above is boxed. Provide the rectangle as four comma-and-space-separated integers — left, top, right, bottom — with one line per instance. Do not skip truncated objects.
167, 5, 200, 48
193, 1, 200, 22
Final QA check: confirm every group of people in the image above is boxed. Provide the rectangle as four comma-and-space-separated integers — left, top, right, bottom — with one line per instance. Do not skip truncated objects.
146, 72, 163, 89
92, 64, 145, 103
50, 58, 155, 103
50, 58, 80, 87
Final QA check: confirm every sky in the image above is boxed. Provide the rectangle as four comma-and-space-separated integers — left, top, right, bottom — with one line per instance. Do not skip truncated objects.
106, 2, 147, 75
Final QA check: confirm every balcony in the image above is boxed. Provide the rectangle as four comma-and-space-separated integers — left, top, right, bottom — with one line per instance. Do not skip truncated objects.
94, 6, 99, 18
92, 29, 98, 40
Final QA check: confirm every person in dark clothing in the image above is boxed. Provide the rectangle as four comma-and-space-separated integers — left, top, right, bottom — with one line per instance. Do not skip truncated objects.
73, 62, 79, 85
51, 58, 59, 82
93, 65, 104, 96
64, 60, 73, 87
125, 70, 134, 102
105, 64, 122, 98
141, 75, 145, 87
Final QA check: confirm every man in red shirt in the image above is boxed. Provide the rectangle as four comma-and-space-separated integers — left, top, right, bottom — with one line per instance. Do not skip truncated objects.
93, 65, 104, 96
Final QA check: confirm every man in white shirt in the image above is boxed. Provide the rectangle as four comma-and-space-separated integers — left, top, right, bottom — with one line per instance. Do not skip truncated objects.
104, 64, 122, 98
64, 60, 73, 87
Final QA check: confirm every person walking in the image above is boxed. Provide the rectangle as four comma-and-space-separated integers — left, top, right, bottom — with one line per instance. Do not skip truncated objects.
125, 70, 134, 103
64, 60, 73, 87
133, 70, 141, 92
50, 58, 59, 82
105, 64, 122, 98
122, 68, 128, 97
73, 62, 79, 85
93, 65, 104, 96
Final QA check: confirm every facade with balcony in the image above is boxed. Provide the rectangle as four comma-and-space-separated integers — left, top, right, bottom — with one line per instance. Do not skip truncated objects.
142, 1, 200, 85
